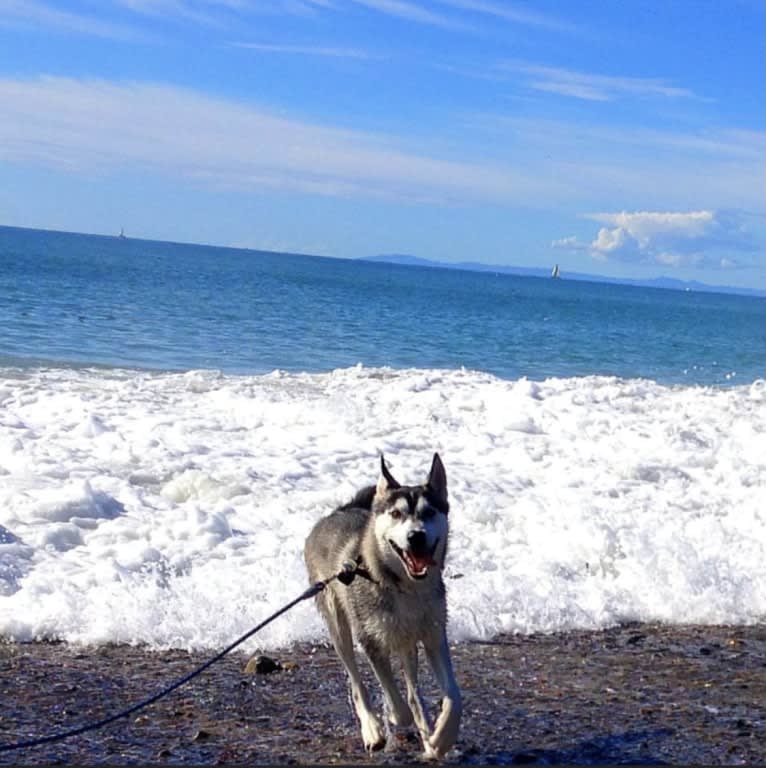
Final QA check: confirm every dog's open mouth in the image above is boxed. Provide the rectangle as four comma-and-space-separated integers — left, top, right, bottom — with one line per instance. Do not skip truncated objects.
389, 540, 439, 580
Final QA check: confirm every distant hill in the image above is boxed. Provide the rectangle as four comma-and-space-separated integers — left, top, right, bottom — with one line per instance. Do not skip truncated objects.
363, 254, 766, 298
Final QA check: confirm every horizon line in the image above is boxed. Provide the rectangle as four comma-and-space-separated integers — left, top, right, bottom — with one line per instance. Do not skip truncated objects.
1, 222, 763, 299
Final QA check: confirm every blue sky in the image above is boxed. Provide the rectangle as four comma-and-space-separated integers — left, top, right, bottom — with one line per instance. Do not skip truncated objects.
1, 1, 764, 288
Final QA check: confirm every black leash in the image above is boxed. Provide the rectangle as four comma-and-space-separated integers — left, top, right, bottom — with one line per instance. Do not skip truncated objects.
0, 561, 369, 753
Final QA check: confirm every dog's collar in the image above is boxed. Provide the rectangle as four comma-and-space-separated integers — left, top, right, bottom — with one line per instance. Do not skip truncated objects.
337, 555, 383, 587
354, 557, 378, 584
347, 555, 401, 588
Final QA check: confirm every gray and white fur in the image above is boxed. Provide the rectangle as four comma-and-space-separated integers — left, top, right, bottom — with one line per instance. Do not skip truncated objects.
304, 453, 461, 759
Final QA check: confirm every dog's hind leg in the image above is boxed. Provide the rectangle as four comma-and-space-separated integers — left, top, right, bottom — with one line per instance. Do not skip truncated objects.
423, 630, 462, 759
361, 640, 413, 729
324, 598, 386, 751
400, 646, 435, 757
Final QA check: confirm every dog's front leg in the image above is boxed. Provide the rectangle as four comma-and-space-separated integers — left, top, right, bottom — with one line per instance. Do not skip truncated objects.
400, 646, 434, 757
363, 641, 413, 730
423, 630, 462, 759
325, 602, 386, 751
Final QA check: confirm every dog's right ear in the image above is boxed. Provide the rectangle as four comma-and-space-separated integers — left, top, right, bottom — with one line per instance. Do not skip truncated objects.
375, 454, 400, 499
426, 452, 448, 508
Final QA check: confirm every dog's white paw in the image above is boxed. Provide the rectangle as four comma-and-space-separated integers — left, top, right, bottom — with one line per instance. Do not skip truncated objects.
427, 706, 461, 758
426, 732, 453, 760
360, 713, 386, 752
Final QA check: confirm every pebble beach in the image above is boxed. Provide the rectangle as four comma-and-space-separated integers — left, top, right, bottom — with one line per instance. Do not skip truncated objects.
2, 623, 764, 765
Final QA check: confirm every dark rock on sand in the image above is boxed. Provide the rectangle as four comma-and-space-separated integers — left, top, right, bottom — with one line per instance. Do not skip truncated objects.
244, 655, 282, 675
0, 623, 764, 765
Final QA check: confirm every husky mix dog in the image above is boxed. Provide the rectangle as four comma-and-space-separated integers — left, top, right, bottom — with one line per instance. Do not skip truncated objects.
304, 453, 461, 759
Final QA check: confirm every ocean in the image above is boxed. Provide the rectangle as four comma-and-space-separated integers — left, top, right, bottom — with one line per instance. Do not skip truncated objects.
1, 226, 764, 384
1, 224, 765, 650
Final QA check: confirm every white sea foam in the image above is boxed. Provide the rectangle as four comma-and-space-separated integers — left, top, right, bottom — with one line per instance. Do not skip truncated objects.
1, 365, 764, 650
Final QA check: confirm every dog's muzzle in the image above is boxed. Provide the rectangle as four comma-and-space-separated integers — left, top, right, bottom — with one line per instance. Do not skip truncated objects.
389, 533, 439, 580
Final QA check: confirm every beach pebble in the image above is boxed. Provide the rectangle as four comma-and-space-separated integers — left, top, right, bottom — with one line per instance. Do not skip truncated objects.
245, 655, 282, 674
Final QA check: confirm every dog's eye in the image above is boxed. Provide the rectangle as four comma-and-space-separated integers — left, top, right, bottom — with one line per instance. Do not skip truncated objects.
389, 507, 402, 520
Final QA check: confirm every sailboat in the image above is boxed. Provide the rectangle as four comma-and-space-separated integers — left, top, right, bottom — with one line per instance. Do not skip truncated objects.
551, 263, 561, 279
118, 227, 127, 240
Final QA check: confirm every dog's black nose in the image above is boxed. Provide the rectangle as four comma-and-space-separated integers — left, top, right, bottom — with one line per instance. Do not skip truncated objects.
407, 529, 427, 554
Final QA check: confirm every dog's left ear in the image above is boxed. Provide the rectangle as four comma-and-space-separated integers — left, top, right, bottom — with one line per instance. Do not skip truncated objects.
375, 454, 400, 499
426, 452, 448, 508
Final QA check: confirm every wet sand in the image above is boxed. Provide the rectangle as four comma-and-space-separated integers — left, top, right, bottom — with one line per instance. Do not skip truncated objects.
1, 623, 764, 765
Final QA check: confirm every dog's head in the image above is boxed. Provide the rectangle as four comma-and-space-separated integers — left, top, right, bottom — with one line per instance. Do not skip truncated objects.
371, 453, 449, 581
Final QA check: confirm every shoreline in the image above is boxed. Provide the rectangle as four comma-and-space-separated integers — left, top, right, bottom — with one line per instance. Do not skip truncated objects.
1, 623, 764, 765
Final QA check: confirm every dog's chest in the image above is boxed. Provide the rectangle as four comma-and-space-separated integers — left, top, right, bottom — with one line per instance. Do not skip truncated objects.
349, 581, 446, 649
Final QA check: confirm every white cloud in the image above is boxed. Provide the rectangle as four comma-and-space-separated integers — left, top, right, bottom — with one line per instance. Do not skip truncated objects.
230, 42, 376, 58
4, 0, 571, 38
478, 115, 764, 212
554, 210, 758, 270
1, 76, 763, 222
655, 251, 684, 267
502, 61, 697, 102
550, 235, 583, 249
592, 225, 629, 253
0, 75, 553, 206
588, 210, 715, 247
433, 0, 573, 32
0, 0, 144, 40
348, 0, 464, 29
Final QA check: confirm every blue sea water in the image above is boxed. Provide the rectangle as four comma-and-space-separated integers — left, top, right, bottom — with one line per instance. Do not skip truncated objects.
1, 225, 764, 386
2, 225, 766, 648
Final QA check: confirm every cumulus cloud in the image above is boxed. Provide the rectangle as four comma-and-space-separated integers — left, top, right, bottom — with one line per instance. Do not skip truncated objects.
588, 210, 715, 245
553, 210, 757, 270
591, 225, 629, 254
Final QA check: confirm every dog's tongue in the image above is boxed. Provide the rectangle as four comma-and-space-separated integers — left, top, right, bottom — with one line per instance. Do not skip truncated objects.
407, 551, 436, 574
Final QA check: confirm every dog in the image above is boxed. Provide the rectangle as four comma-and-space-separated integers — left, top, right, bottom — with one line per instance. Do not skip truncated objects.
304, 453, 461, 759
